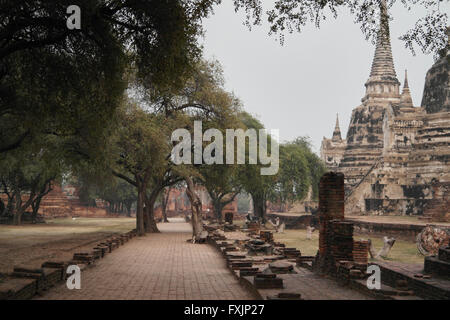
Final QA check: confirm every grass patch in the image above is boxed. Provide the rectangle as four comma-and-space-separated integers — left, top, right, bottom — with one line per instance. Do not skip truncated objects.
273, 229, 424, 265
0, 217, 135, 246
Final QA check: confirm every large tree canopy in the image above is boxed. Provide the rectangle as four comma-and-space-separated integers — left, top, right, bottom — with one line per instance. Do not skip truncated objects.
107, 59, 243, 236
0, 0, 220, 156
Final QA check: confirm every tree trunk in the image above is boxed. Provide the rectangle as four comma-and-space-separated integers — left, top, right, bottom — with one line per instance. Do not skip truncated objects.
5, 194, 15, 217
31, 179, 52, 223
2, 180, 14, 218
147, 205, 160, 233
126, 202, 132, 217
162, 206, 169, 223
13, 190, 23, 225
136, 184, 146, 236
252, 194, 266, 222
0, 198, 5, 216
13, 211, 22, 225
212, 198, 224, 222
13, 209, 22, 225
14, 193, 34, 225
162, 188, 170, 223
31, 197, 42, 223
185, 177, 204, 241
144, 191, 160, 233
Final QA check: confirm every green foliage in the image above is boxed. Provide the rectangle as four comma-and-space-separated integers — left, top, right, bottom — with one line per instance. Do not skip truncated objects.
96, 178, 136, 213
269, 136, 326, 210
0, 0, 219, 157
0, 141, 65, 222
108, 100, 179, 204
236, 112, 277, 219
271, 142, 310, 206
199, 163, 242, 219
290, 137, 327, 200
237, 112, 326, 217
108, 58, 244, 233
233, 0, 448, 56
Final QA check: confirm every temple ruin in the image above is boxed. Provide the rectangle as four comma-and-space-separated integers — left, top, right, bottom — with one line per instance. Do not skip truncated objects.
320, 2, 450, 221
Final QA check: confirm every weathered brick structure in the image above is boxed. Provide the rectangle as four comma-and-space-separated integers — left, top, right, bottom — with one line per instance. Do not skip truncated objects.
0, 185, 108, 219
315, 172, 370, 276
316, 172, 347, 273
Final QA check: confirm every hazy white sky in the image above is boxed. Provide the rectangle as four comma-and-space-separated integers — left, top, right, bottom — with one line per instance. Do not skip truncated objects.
201, 1, 448, 153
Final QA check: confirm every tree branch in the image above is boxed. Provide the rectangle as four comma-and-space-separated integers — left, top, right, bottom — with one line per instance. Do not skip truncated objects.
111, 170, 137, 187
0, 130, 30, 153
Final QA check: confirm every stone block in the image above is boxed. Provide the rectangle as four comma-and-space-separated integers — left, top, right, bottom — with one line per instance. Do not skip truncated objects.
253, 274, 283, 289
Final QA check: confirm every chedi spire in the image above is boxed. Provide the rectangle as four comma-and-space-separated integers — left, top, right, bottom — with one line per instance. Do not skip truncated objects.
332, 113, 342, 142
401, 69, 413, 106
363, 0, 400, 102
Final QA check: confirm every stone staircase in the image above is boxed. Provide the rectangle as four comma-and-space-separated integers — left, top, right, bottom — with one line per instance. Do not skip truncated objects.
345, 158, 382, 201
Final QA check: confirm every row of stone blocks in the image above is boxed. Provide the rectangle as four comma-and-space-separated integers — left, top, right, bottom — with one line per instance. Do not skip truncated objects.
0, 229, 137, 300
220, 244, 287, 290
209, 229, 304, 299
211, 224, 304, 283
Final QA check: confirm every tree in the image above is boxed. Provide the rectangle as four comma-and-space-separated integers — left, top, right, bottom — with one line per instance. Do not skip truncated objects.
0, 0, 220, 156
196, 104, 244, 221
233, 0, 448, 57
110, 103, 173, 235
143, 165, 182, 233
0, 142, 64, 224
106, 58, 247, 239
291, 137, 327, 200
200, 164, 242, 221
141, 59, 243, 239
234, 116, 325, 218
270, 142, 310, 212
70, 174, 98, 207
185, 176, 204, 241
95, 178, 137, 216
267, 137, 326, 212
160, 188, 171, 223
237, 112, 278, 221
30, 177, 54, 223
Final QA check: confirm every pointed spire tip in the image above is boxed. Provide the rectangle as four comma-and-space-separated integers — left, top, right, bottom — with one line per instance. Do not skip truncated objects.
404, 69, 409, 88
